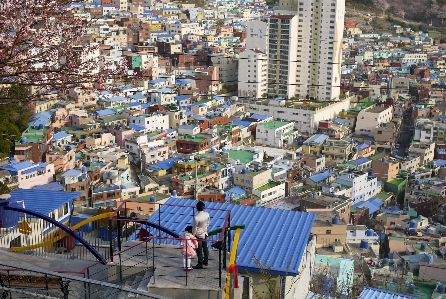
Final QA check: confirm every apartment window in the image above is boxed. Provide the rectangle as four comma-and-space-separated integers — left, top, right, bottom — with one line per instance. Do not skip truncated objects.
326, 230, 332, 234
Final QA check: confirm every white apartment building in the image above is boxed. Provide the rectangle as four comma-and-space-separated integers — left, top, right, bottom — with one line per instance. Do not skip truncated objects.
239, 97, 351, 133
355, 106, 393, 136
256, 120, 298, 147
246, 20, 268, 54
414, 118, 446, 144
269, 0, 345, 101
253, 181, 286, 207
150, 88, 177, 106
165, 22, 204, 39
336, 171, 377, 203
238, 49, 268, 99
400, 53, 427, 64
128, 114, 169, 131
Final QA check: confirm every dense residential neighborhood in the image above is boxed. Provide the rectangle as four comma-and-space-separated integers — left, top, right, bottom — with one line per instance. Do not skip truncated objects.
2, 0, 446, 298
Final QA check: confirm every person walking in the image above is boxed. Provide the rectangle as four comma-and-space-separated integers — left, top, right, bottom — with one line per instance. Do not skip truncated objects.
192, 201, 210, 269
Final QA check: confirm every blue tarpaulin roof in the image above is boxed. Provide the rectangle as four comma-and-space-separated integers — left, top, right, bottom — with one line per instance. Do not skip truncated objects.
352, 198, 383, 214
53, 131, 72, 140
149, 197, 316, 276
308, 170, 336, 183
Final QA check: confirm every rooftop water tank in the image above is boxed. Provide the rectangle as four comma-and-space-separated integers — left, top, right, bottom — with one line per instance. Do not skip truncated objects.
366, 229, 374, 237
210, 125, 214, 129
147, 137, 151, 141
438, 284, 445, 294
150, 196, 156, 203
418, 215, 423, 220
38, 124, 44, 130
420, 243, 426, 251
20, 137, 27, 144
409, 220, 417, 229
211, 148, 216, 154
330, 142, 334, 146
214, 163, 218, 169
350, 139, 354, 144
382, 157, 386, 163
388, 253, 393, 259
354, 147, 358, 152
348, 168, 353, 173
297, 152, 301, 156
241, 168, 247, 174
171, 190, 177, 197
191, 136, 196, 139
65, 146, 71, 152
150, 147, 155, 151
332, 216, 340, 224
222, 148, 227, 152
82, 166, 87, 173
415, 180, 420, 185
360, 240, 369, 249
426, 254, 434, 264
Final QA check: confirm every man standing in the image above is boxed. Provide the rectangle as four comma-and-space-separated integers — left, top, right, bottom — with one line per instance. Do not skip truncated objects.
192, 201, 210, 269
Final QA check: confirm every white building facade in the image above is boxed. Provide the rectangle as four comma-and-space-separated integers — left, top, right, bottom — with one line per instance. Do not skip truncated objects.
238, 49, 268, 99
336, 171, 377, 203
128, 114, 170, 131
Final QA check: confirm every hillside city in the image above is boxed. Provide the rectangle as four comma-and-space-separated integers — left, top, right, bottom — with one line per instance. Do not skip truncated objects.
1, 0, 446, 298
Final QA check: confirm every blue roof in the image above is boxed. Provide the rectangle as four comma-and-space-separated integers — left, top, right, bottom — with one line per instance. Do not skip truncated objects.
1, 161, 35, 175
128, 102, 141, 107
224, 186, 246, 201
352, 198, 383, 214
10, 188, 81, 216
178, 125, 196, 130
53, 131, 72, 140
430, 159, 446, 167
148, 78, 167, 84
155, 156, 182, 170
249, 113, 271, 120
357, 143, 371, 150
61, 169, 82, 177
175, 95, 190, 101
358, 287, 419, 299
175, 79, 190, 85
94, 109, 116, 117
351, 157, 370, 166
308, 170, 336, 183
307, 134, 329, 144
32, 182, 65, 191
150, 198, 316, 276
232, 120, 252, 127
129, 124, 145, 132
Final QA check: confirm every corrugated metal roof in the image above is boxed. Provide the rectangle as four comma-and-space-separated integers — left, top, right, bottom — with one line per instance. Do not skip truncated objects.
358, 287, 420, 299
10, 189, 81, 216
148, 198, 316, 276
351, 157, 370, 166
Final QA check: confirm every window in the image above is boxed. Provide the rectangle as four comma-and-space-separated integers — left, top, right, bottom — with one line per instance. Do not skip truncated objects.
326, 230, 332, 234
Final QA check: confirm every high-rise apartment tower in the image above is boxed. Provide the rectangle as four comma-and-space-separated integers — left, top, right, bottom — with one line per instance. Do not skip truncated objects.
267, 0, 345, 101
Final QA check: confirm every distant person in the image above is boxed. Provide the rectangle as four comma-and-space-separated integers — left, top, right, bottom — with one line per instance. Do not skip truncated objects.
193, 201, 210, 269
180, 225, 198, 271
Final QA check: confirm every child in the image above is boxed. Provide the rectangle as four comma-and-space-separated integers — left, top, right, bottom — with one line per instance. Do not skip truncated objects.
180, 225, 198, 271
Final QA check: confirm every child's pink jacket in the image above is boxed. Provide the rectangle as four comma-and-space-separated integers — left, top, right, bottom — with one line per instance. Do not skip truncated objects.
180, 232, 198, 257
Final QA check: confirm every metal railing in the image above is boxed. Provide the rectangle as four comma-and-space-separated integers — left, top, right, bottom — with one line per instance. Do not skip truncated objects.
0, 260, 169, 299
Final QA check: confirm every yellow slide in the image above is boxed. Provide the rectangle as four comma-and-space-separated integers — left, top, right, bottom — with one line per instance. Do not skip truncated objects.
225, 227, 242, 299
10, 212, 114, 252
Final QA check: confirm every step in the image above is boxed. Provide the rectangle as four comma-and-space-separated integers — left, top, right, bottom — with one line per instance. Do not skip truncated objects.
136, 269, 153, 292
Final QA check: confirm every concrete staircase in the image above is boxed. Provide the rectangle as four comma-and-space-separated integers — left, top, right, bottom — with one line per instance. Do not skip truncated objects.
97, 268, 154, 299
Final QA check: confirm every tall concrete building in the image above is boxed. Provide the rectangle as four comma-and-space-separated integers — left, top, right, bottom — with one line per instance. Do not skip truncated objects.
268, 0, 345, 101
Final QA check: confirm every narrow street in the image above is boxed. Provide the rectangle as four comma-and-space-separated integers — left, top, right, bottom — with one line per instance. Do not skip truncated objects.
396, 106, 413, 157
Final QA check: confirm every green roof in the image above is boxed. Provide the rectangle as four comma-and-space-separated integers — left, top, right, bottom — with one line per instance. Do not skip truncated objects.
388, 236, 405, 241
148, 131, 162, 137
131, 194, 168, 202
262, 120, 292, 129
182, 135, 207, 143
375, 192, 391, 200
369, 152, 386, 161
255, 181, 279, 192
382, 213, 401, 218
283, 129, 298, 137
227, 149, 256, 164
408, 208, 417, 217
388, 177, 407, 186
